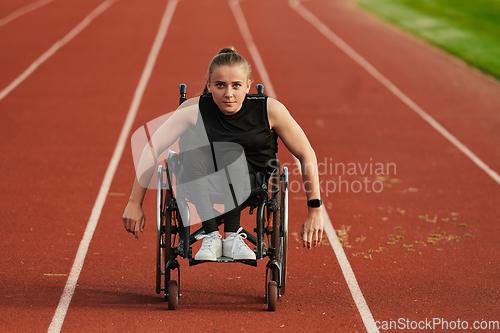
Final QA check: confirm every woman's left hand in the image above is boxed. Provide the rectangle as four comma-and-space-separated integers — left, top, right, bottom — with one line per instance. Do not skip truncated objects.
301, 208, 324, 249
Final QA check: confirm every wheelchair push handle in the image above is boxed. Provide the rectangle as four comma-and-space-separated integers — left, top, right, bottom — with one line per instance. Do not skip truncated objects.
179, 84, 187, 105
257, 84, 264, 95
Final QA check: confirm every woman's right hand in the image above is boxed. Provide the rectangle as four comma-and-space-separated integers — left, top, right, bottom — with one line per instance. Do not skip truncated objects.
122, 201, 146, 240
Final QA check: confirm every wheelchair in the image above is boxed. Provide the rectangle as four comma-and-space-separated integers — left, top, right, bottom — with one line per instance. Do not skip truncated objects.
155, 84, 289, 311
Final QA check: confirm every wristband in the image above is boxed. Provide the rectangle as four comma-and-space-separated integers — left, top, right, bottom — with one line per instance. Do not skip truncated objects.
307, 199, 323, 207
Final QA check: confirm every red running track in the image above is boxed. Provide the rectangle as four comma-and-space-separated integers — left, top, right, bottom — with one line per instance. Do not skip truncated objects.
1, 0, 499, 332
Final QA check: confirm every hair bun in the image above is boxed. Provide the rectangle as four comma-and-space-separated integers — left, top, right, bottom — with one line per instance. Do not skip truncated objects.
219, 47, 237, 55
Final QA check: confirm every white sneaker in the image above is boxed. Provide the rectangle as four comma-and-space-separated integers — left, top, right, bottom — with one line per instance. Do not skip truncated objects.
223, 227, 256, 260
194, 233, 222, 261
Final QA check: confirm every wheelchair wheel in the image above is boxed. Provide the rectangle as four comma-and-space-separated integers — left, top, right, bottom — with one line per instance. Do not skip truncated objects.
271, 175, 281, 270
267, 281, 278, 311
164, 190, 174, 262
266, 165, 281, 292
156, 232, 163, 294
156, 166, 165, 294
167, 280, 178, 310
279, 166, 289, 296
270, 167, 288, 297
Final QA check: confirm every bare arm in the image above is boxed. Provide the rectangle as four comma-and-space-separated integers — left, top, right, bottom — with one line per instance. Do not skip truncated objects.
122, 98, 199, 239
267, 98, 324, 248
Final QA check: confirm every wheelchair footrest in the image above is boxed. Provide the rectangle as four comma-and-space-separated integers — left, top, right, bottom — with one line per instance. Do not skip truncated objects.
189, 257, 257, 267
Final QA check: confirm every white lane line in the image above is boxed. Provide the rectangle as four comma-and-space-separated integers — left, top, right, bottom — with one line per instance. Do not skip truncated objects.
228, 0, 277, 98
322, 207, 379, 333
290, 0, 500, 186
232, 1, 378, 331
0, 0, 119, 103
293, 154, 379, 333
0, 0, 55, 27
47, 0, 179, 332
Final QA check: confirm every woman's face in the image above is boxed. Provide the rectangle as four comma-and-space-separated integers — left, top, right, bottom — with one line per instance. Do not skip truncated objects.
207, 65, 251, 115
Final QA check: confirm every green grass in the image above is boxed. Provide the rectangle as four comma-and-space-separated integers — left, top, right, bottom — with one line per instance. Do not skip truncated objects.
357, 0, 500, 80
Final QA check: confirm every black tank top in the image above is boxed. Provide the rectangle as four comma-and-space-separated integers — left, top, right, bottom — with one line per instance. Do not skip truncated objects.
198, 94, 278, 172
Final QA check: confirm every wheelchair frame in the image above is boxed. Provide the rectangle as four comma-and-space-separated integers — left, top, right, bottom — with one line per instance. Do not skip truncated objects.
155, 84, 289, 311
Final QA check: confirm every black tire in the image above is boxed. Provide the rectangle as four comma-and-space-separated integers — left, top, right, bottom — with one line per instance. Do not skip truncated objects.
267, 281, 278, 311
280, 169, 288, 296
164, 190, 173, 282
271, 169, 281, 264
280, 231, 288, 296
272, 171, 288, 297
167, 280, 178, 310
156, 232, 163, 294
156, 166, 165, 294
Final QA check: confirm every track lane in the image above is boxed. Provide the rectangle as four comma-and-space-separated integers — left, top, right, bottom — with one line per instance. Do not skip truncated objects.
290, 0, 500, 187
0, 0, 56, 28
0, 0, 123, 103
0, 0, 171, 331
300, 0, 500, 180
236, 0, 500, 329
0, 0, 40, 20
279, 0, 500, 328
239, 1, 386, 330
235, 1, 379, 331
0, 0, 110, 94
48, 0, 180, 331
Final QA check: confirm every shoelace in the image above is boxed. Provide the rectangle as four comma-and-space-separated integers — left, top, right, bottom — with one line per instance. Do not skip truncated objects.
231, 227, 249, 254
199, 233, 222, 251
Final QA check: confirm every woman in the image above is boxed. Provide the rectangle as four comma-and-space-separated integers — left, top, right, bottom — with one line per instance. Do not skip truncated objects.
122, 47, 324, 260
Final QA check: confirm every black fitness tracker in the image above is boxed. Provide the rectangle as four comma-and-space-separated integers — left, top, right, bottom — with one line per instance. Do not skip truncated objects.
307, 199, 323, 207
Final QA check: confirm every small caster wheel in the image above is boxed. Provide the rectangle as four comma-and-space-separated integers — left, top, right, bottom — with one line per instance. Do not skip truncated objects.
167, 280, 178, 310
267, 281, 277, 311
